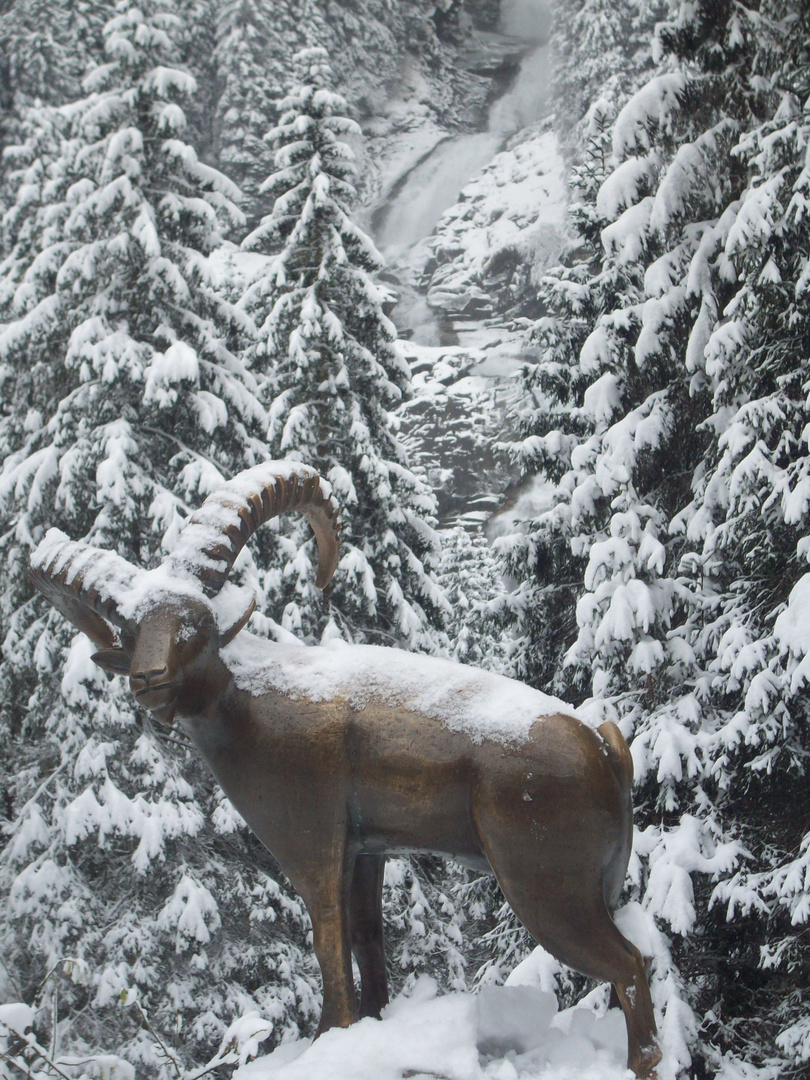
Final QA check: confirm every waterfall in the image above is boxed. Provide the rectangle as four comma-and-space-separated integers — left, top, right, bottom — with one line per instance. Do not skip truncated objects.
374, 0, 553, 260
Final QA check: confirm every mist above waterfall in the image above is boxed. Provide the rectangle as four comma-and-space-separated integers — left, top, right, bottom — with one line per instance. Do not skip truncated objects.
488, 3, 552, 134
499, 0, 552, 38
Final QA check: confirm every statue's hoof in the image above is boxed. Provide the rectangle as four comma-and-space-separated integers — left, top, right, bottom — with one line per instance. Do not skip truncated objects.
630, 1042, 663, 1079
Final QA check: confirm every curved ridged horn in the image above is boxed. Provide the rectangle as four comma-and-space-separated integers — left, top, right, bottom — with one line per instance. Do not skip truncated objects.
165, 462, 340, 597
29, 529, 140, 649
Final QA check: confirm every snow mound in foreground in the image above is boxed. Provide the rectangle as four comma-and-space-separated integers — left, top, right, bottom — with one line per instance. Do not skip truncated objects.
234, 978, 631, 1080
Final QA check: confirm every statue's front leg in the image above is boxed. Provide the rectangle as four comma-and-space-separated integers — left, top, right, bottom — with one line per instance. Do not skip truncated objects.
296, 839, 358, 1035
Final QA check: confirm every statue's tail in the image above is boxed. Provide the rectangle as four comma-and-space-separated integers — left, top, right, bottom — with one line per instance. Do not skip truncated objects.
599, 721, 634, 911
599, 720, 634, 790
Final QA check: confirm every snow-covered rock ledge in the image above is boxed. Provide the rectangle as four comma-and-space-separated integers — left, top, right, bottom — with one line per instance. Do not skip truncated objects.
234, 976, 631, 1080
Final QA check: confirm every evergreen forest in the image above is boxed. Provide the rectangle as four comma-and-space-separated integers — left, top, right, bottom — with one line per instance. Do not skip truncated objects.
0, 1, 808, 1078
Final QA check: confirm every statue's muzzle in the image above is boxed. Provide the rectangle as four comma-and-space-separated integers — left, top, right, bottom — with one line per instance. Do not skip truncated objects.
130, 669, 181, 722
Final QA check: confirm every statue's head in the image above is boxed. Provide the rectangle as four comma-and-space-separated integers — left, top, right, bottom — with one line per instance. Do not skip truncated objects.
93, 588, 231, 725
29, 463, 340, 724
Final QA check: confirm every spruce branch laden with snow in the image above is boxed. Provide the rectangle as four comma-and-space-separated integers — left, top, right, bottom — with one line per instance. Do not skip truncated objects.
0, 4, 320, 1073
240, 46, 450, 653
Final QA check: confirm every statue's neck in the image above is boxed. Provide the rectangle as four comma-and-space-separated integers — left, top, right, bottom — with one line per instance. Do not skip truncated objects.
176, 650, 233, 721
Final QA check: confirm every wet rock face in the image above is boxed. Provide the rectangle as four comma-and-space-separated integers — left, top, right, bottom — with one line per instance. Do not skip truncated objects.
464, 0, 502, 32
431, 0, 466, 44
336, 0, 501, 123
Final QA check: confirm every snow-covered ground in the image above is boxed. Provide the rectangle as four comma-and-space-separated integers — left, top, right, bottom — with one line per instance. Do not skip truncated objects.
235, 975, 632, 1080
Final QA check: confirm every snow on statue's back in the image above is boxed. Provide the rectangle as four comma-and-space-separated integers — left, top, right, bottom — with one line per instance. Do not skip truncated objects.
224, 633, 589, 746
29, 461, 661, 1080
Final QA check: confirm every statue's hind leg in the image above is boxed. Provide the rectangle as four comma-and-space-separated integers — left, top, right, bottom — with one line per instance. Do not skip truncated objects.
476, 830, 660, 1078
609, 940, 661, 1080
350, 854, 388, 1018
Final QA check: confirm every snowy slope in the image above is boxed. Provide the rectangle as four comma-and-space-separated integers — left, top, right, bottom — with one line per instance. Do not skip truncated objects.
234, 975, 632, 1080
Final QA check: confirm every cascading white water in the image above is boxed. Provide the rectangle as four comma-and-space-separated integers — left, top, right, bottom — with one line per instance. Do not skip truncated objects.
487, 0, 551, 133
374, 0, 552, 260
376, 133, 504, 261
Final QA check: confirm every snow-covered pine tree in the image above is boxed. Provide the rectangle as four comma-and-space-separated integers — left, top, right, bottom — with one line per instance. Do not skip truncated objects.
242, 46, 449, 651
579, 5, 810, 1071
551, 0, 673, 155
237, 45, 493, 1001
437, 525, 505, 670
0, 0, 113, 196
0, 4, 321, 1073
669, 2, 810, 1068
211, 0, 314, 228
490, 97, 624, 700
493, 1, 757, 1073
489, 0, 685, 699
498, 0, 809, 1073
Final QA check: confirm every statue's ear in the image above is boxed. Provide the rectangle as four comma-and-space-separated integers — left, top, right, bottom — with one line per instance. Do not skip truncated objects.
91, 648, 132, 674
218, 594, 257, 647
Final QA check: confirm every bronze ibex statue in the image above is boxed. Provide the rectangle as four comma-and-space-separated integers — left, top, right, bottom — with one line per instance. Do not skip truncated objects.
30, 462, 661, 1078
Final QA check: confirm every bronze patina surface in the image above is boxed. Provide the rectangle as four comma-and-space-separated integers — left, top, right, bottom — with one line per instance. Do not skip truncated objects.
30, 462, 661, 1078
